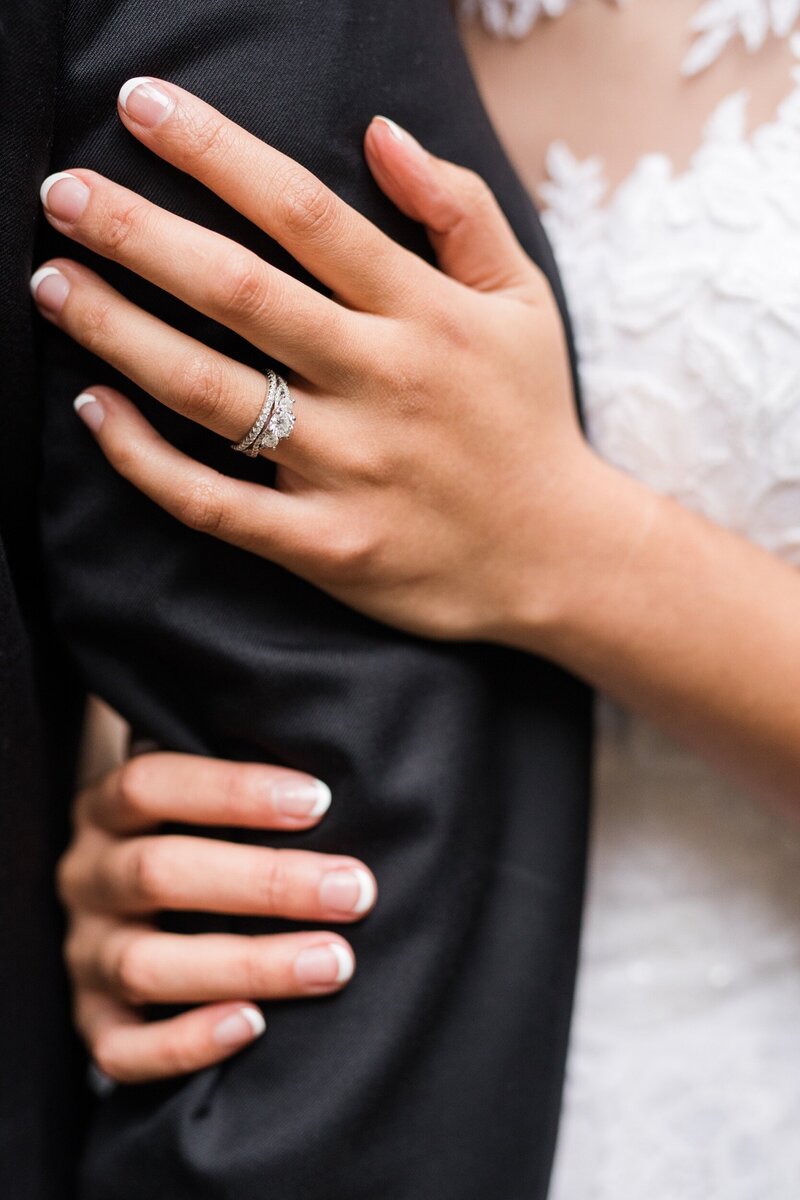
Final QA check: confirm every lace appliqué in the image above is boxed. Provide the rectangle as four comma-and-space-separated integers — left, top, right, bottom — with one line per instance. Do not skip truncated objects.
684, 0, 800, 74
538, 37, 800, 564
460, 0, 800, 73
538, 47, 800, 1194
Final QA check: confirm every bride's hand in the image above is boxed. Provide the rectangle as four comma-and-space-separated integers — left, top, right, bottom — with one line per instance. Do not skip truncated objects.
58, 752, 376, 1084
32, 78, 596, 644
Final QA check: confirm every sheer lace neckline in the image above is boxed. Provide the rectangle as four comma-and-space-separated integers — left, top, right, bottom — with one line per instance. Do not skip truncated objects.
460, 0, 800, 74
539, 33, 800, 219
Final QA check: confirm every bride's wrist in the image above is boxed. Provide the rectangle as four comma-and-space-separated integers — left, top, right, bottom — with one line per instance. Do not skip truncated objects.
492, 447, 658, 663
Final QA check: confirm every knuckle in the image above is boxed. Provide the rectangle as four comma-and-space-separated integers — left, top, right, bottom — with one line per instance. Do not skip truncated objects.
79, 298, 117, 352
116, 758, 153, 822
175, 476, 229, 536
72, 787, 93, 829
127, 840, 172, 907
169, 351, 230, 425
92, 1031, 127, 1082
235, 944, 271, 996
253, 850, 290, 914
344, 444, 394, 488
427, 295, 474, 352
275, 169, 338, 241
216, 764, 259, 823
184, 113, 232, 163
324, 523, 381, 580
112, 936, 155, 1005
105, 436, 140, 479
63, 930, 82, 974
155, 1036, 196, 1077
55, 849, 78, 906
390, 366, 427, 419
95, 198, 147, 257
214, 252, 271, 323
458, 167, 495, 213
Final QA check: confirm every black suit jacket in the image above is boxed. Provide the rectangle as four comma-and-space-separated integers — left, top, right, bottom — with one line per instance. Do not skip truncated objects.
1, 6, 90, 1199
3, 3, 592, 1198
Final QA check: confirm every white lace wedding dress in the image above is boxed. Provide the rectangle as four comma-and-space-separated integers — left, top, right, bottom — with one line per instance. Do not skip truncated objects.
464, 2, 800, 1196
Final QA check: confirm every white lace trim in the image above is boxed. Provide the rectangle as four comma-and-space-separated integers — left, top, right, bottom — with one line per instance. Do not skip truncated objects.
460, 0, 800, 74
537, 36, 800, 563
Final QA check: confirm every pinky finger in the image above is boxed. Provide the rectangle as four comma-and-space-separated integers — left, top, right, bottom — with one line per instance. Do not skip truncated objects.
77, 990, 266, 1084
72, 386, 323, 568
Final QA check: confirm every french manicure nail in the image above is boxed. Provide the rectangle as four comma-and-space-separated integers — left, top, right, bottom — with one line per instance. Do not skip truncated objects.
373, 115, 406, 142
273, 778, 332, 820
373, 116, 425, 158
119, 77, 175, 127
213, 1006, 266, 1048
294, 943, 354, 987
319, 867, 376, 916
74, 392, 105, 433
30, 266, 71, 314
40, 172, 90, 222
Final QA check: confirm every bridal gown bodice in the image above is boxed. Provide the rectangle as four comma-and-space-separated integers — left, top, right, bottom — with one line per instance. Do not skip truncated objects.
464, 3, 800, 1196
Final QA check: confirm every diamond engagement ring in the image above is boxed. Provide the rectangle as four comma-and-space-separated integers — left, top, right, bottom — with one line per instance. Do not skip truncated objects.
231, 369, 296, 457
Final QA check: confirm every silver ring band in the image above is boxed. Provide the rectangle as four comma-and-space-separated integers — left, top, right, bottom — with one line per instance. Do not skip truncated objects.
231, 370, 295, 457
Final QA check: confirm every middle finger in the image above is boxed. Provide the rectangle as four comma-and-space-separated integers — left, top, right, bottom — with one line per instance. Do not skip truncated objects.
70, 832, 378, 922
39, 168, 365, 388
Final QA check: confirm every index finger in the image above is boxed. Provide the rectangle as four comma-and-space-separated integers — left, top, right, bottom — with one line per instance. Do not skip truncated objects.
117, 77, 426, 313
78, 752, 333, 835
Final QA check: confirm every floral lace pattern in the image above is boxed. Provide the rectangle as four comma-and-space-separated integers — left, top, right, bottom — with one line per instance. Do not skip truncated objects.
534, 38, 800, 1200
539, 42, 800, 565
460, 0, 800, 73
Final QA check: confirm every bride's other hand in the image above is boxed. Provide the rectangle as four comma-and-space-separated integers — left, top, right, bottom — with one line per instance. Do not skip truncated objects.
32, 78, 594, 644
58, 753, 376, 1084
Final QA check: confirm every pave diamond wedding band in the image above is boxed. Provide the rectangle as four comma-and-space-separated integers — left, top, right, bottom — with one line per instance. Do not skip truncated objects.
231, 369, 295, 457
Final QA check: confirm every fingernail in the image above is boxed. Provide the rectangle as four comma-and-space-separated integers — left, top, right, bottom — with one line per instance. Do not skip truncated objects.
294, 943, 355, 988
40, 172, 90, 222
319, 867, 376, 915
373, 116, 423, 155
213, 1005, 266, 1048
119, 77, 175, 127
373, 115, 406, 142
74, 392, 105, 432
273, 778, 332, 820
30, 266, 71, 314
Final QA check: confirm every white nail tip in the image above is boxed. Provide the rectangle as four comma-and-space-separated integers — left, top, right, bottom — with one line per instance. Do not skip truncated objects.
310, 780, 333, 819
329, 943, 355, 984
374, 115, 405, 142
352, 868, 376, 915
40, 171, 78, 208
239, 1006, 266, 1038
74, 393, 97, 413
118, 76, 159, 112
29, 266, 62, 297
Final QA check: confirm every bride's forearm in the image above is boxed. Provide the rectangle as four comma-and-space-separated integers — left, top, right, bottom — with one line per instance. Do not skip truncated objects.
513, 453, 800, 803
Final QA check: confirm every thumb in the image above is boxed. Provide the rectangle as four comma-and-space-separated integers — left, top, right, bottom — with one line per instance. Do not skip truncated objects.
364, 116, 536, 295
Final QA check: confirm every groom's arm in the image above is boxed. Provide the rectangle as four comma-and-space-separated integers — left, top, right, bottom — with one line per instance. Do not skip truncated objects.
0, 5, 91, 1198
35, 5, 591, 1199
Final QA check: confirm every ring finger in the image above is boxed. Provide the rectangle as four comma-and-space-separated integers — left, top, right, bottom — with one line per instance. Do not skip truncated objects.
72, 922, 357, 1003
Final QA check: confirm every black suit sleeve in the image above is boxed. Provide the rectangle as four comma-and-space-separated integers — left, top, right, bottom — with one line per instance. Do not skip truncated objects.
1, 5, 90, 1197
36, 4, 592, 1198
